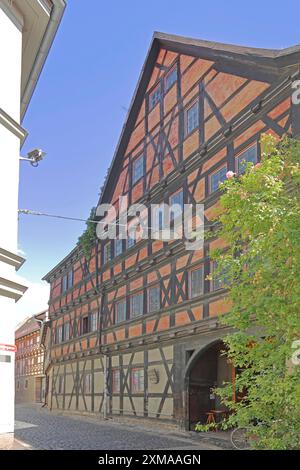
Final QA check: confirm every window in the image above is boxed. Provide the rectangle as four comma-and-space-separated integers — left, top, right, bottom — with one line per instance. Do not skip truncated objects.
112, 369, 120, 393
58, 375, 64, 394
170, 189, 184, 221
210, 165, 227, 193
165, 67, 177, 91
236, 145, 257, 174
56, 325, 63, 344
62, 275, 67, 293
186, 101, 199, 134
130, 293, 144, 318
127, 235, 136, 249
24, 379, 28, 390
131, 368, 144, 393
115, 238, 123, 257
64, 322, 70, 341
84, 373, 92, 394
82, 316, 89, 335
17, 381, 20, 390
211, 261, 229, 291
67, 270, 73, 289
149, 85, 161, 110
115, 300, 127, 324
62, 269, 73, 292
190, 266, 204, 298
90, 312, 98, 332
132, 155, 144, 184
103, 242, 111, 264
148, 286, 160, 313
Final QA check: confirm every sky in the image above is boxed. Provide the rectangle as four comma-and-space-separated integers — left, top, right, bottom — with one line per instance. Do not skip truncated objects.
16, 0, 300, 323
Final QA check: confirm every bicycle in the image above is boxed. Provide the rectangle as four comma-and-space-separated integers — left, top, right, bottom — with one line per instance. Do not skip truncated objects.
230, 419, 282, 449
230, 426, 253, 450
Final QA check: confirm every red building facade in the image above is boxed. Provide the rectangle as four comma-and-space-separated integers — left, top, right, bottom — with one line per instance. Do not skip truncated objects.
15, 311, 47, 404
43, 33, 300, 429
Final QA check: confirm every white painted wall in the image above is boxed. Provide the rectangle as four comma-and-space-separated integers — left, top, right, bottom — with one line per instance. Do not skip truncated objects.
0, 7, 23, 434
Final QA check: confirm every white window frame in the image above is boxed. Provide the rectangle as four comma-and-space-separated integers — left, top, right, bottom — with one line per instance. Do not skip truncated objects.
186, 101, 199, 135
189, 265, 204, 298
149, 85, 161, 110
235, 144, 258, 175
131, 367, 144, 393
209, 164, 227, 193
115, 300, 127, 324
90, 312, 98, 332
130, 292, 144, 318
148, 285, 160, 313
132, 155, 144, 185
165, 66, 177, 92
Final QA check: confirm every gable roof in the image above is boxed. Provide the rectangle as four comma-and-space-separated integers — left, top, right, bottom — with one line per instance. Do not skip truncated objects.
43, 32, 300, 281
98, 31, 300, 206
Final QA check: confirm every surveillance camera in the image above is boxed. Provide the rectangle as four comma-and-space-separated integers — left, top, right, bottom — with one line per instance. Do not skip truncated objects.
27, 148, 46, 167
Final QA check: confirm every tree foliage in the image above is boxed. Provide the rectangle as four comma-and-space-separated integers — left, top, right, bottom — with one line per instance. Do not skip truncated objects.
197, 135, 300, 449
77, 207, 97, 259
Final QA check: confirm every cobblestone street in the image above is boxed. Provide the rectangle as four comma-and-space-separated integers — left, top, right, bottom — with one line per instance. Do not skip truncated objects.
13, 405, 231, 450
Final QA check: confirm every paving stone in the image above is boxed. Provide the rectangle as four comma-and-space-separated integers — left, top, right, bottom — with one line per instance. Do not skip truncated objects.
14, 404, 227, 450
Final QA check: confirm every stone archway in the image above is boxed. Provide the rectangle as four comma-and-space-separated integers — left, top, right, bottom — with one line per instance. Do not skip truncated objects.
184, 340, 233, 430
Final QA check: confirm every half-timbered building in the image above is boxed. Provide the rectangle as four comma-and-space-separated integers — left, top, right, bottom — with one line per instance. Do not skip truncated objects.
15, 311, 47, 404
43, 32, 300, 429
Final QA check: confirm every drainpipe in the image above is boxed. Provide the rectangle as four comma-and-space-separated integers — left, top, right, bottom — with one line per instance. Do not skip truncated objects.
103, 354, 108, 420
96, 238, 109, 420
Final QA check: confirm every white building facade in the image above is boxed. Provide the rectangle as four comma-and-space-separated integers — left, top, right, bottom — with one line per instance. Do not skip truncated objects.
0, 0, 65, 434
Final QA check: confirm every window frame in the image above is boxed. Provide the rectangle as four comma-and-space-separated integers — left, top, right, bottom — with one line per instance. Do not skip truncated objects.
130, 292, 144, 318
165, 65, 177, 92
186, 100, 199, 136
189, 265, 204, 299
112, 369, 121, 394
147, 285, 161, 313
211, 261, 229, 291
132, 154, 144, 185
127, 235, 136, 249
82, 315, 89, 335
115, 238, 123, 257
149, 84, 161, 110
90, 312, 98, 332
103, 241, 111, 264
62, 269, 73, 293
115, 299, 127, 324
235, 143, 258, 175
64, 322, 70, 342
131, 367, 144, 394
57, 325, 63, 344
169, 188, 184, 222
209, 164, 228, 193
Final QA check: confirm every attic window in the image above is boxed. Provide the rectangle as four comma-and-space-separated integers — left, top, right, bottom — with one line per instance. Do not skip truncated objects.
149, 85, 161, 110
165, 66, 177, 91
132, 155, 144, 184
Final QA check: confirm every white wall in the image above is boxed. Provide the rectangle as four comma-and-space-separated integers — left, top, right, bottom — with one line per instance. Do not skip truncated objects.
0, 6, 23, 434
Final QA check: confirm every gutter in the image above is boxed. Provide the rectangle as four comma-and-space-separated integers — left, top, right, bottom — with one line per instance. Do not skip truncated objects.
20, 0, 67, 121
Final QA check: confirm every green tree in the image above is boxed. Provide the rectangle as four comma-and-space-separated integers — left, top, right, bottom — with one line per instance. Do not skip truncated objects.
197, 135, 300, 449
77, 207, 97, 259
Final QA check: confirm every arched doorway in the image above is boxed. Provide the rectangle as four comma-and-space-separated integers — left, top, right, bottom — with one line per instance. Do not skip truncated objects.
185, 341, 234, 430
